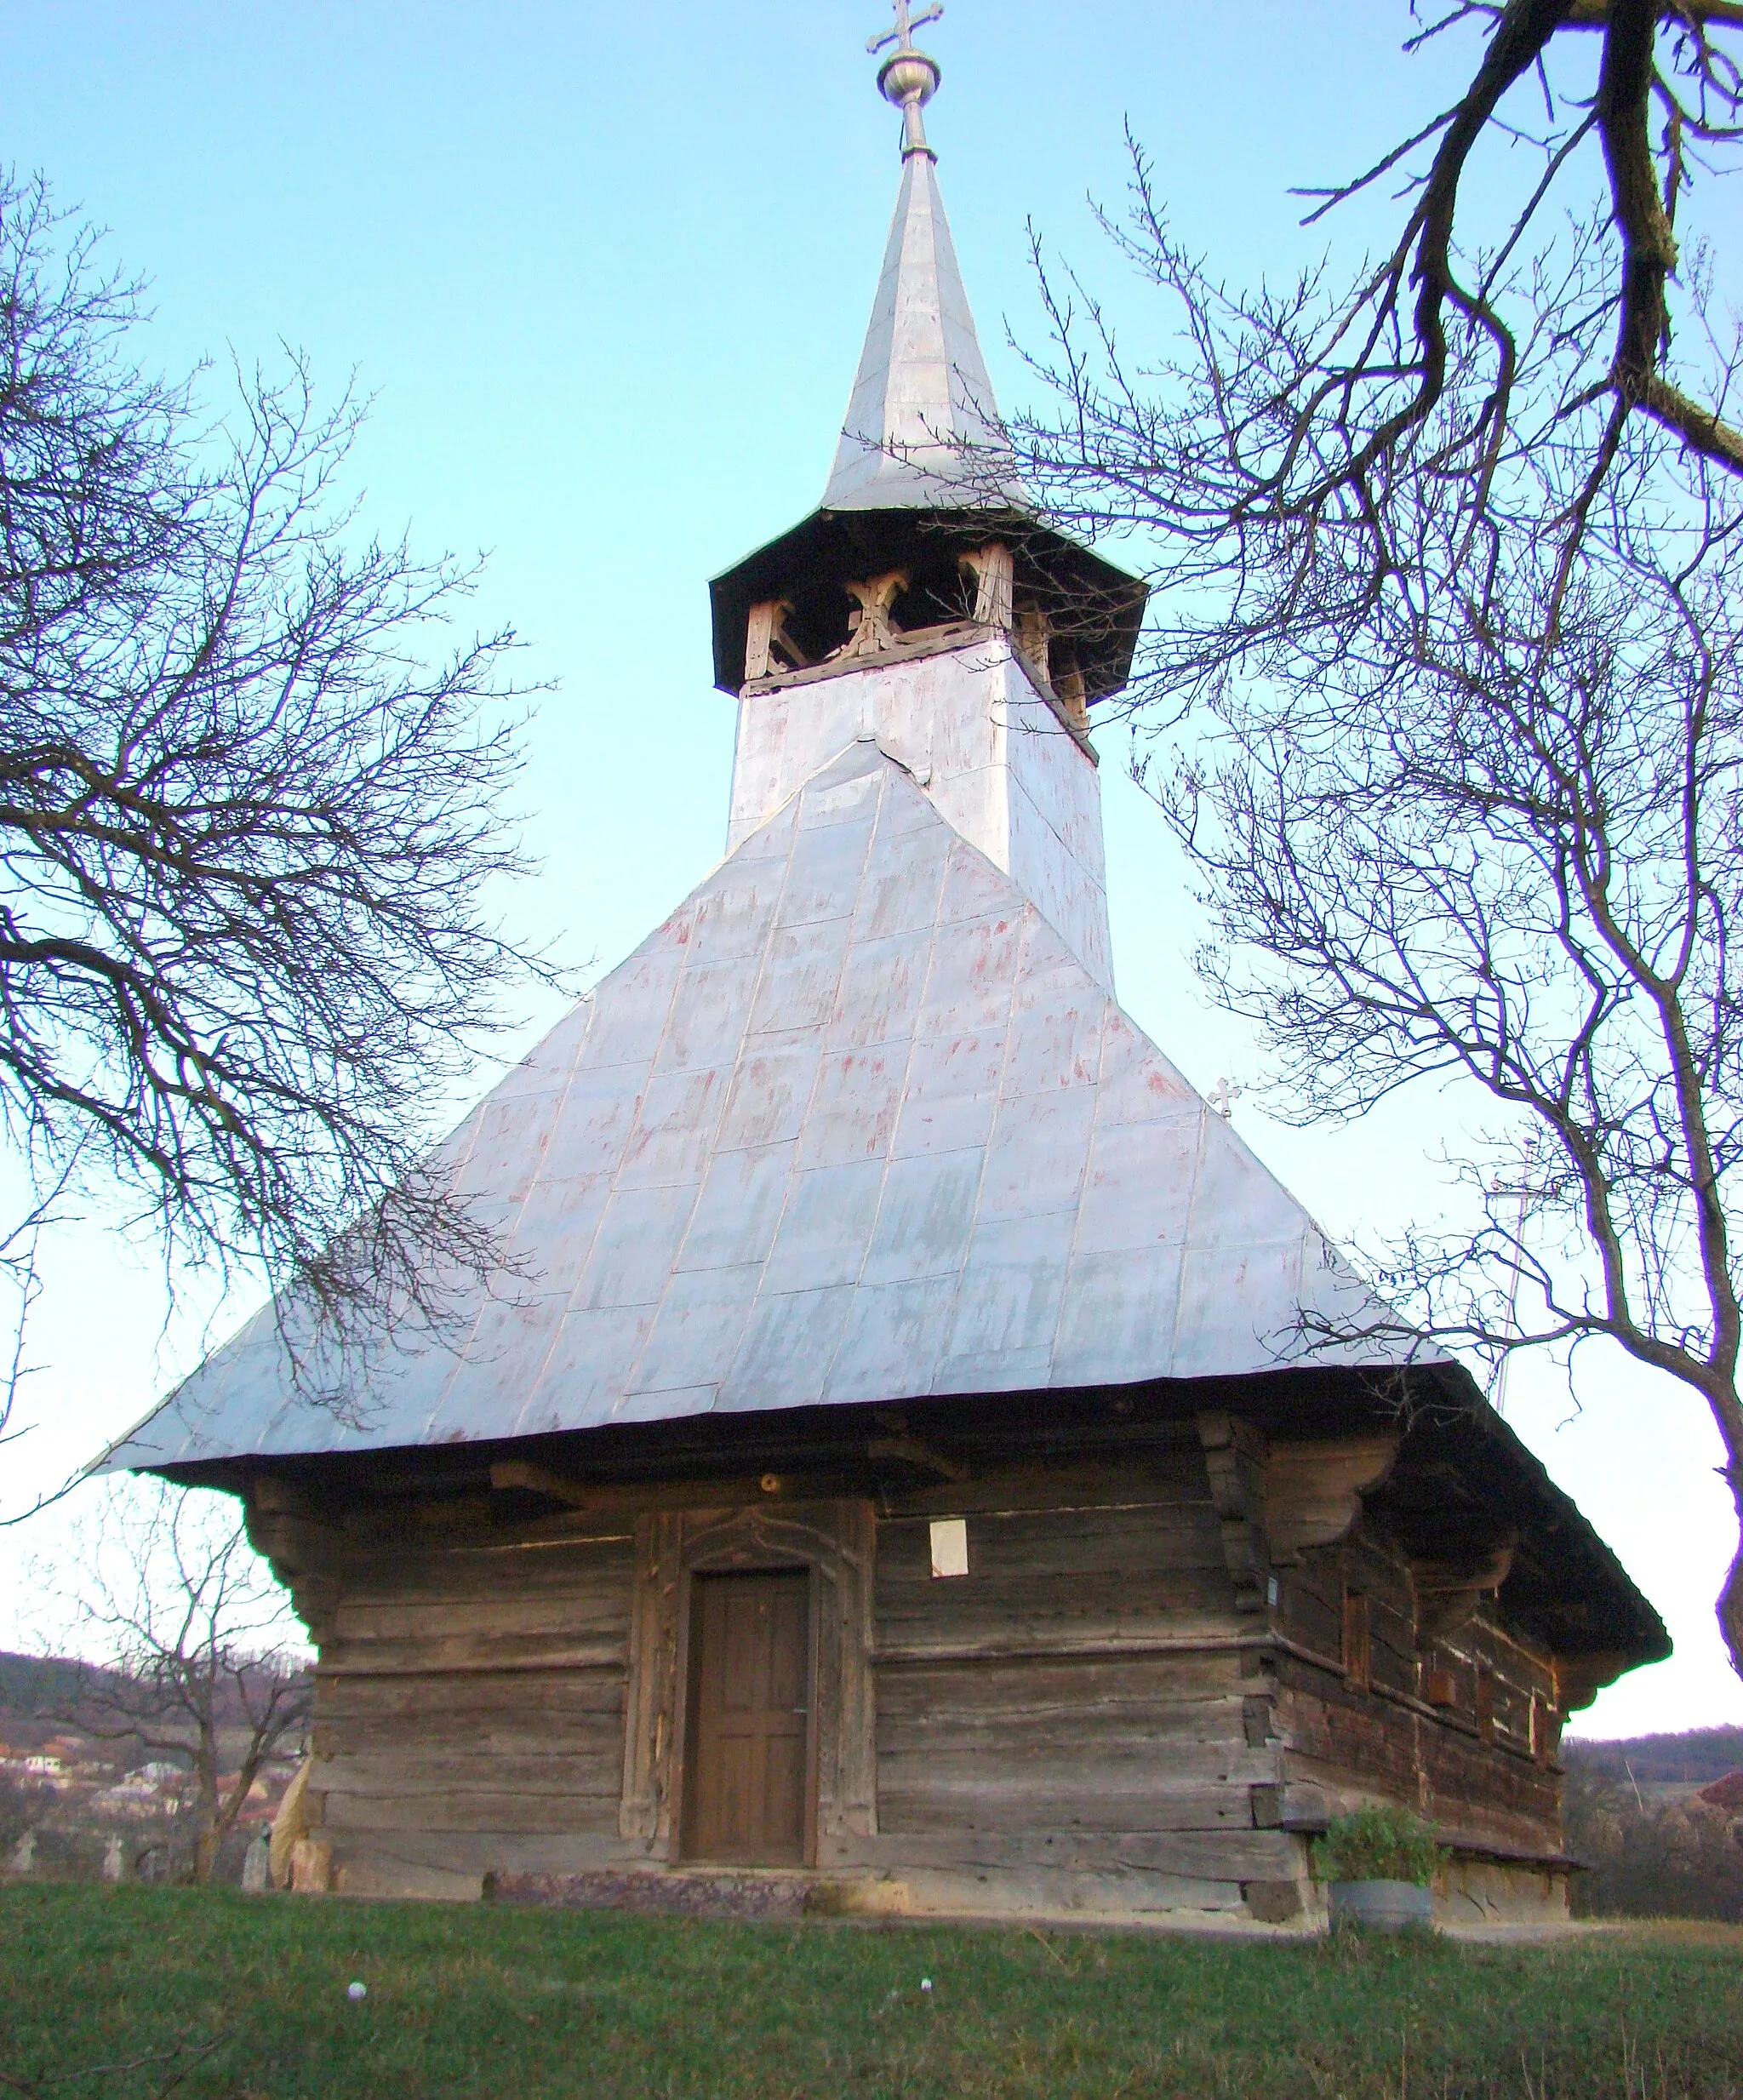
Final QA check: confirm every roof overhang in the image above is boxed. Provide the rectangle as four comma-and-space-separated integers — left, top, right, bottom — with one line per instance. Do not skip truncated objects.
709, 505, 1147, 702
157, 1358, 1669, 1692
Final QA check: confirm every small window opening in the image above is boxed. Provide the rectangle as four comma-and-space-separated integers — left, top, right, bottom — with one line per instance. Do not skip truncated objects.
1475, 1668, 1496, 1744
1341, 1587, 1372, 1691
929, 1518, 969, 1579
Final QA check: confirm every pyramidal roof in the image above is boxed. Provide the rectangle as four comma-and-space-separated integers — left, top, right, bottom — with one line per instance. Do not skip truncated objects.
105, 743, 1420, 1472
822, 149, 1027, 512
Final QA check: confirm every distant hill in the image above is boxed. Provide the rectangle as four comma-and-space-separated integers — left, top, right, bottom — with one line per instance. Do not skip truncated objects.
0, 1652, 117, 1717
0, 1650, 306, 1748
1564, 1726, 1743, 1786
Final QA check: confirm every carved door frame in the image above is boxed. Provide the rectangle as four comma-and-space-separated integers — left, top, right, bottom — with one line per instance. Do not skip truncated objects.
620, 1500, 876, 1866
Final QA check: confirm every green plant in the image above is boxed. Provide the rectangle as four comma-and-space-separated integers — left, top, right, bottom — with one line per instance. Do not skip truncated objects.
1315, 1805, 1447, 1888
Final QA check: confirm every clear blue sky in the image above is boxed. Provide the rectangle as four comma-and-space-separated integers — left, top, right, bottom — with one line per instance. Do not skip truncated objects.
3, 2, 1736, 1737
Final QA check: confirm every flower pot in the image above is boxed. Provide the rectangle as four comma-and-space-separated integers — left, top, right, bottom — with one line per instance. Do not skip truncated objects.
1329, 1878, 1433, 1931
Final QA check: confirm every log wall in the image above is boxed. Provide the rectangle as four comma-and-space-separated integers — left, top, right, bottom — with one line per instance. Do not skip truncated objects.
288, 1519, 639, 1896
250, 1428, 1571, 1919
1273, 1520, 1563, 1857
865, 1455, 1287, 1917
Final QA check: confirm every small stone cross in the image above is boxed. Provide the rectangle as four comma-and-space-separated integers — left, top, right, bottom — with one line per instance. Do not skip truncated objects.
1209, 1077, 1243, 1120
868, 0, 943, 57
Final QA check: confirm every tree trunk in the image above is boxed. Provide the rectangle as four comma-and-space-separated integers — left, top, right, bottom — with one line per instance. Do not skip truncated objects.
1720, 1485, 1743, 1691
1700, 1363, 1743, 1687
192, 1822, 223, 1885
189, 1719, 222, 1885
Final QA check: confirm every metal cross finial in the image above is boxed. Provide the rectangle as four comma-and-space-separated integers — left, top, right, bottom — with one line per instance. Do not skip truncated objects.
866, 0, 943, 159
867, 0, 943, 56
1209, 1078, 1244, 1121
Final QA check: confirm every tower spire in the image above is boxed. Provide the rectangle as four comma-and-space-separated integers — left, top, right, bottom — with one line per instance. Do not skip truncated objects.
867, 0, 944, 160
707, 5, 1146, 710
826, 3, 1023, 512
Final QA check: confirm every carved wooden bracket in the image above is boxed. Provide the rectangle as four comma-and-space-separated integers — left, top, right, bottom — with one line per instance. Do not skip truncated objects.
1051, 652, 1089, 731
1409, 1535, 1518, 1642
246, 1478, 346, 1646
1555, 1651, 1635, 1714
744, 598, 809, 682
491, 1458, 597, 1507
1014, 601, 1052, 690
866, 1433, 968, 1481
834, 571, 910, 661
867, 1407, 968, 1481
1264, 1437, 1400, 1563
959, 542, 1014, 628
1197, 1417, 1399, 1604
620, 1500, 877, 1865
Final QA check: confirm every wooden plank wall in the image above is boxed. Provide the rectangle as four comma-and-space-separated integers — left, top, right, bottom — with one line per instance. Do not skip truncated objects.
304, 1525, 638, 1893
260, 1437, 1570, 1911
1274, 1520, 1563, 1857
865, 1452, 1296, 1915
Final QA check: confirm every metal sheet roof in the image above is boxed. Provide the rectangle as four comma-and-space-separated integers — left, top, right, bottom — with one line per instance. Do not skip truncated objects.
102, 740, 1428, 1473
822, 152, 1026, 512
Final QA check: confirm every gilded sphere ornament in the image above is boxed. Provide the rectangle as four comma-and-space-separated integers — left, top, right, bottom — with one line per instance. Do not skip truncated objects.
878, 51, 940, 110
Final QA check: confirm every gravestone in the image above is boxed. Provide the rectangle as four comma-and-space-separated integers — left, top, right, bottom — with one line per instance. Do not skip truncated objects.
241, 1830, 271, 1892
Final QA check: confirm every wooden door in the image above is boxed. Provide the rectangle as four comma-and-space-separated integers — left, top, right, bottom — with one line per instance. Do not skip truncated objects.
684, 1570, 811, 1863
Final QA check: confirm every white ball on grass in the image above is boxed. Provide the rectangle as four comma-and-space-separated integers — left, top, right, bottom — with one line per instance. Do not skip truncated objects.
347, 1981, 368, 2002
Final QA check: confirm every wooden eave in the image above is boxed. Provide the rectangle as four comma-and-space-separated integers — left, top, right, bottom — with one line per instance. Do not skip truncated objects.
159, 1356, 1667, 1683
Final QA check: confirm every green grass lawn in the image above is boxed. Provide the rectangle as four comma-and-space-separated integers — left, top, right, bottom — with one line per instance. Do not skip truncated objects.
2, 1885, 1740, 2099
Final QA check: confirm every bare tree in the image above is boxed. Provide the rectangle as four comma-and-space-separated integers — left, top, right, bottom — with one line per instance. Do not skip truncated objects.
1021, 4, 1740, 595
0, 1220, 46, 1479
1011, 8, 1743, 1683
0, 168, 546, 1458
44, 1479, 310, 1884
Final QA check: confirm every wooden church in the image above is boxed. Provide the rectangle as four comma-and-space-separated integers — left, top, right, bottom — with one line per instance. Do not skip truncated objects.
102, 13, 1666, 1928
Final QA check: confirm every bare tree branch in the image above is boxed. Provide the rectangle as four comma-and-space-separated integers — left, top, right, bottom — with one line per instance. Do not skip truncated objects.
0, 2032, 231, 2099
0, 169, 556, 1446
1011, 3, 1743, 1681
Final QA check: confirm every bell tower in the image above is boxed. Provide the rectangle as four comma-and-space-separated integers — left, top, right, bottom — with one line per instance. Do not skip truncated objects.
709, 3, 1146, 993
